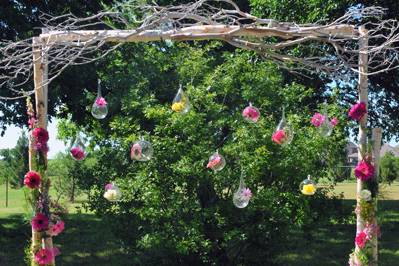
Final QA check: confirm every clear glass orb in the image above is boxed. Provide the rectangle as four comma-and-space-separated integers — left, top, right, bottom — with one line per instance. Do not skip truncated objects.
207, 151, 226, 172
233, 190, 250, 208
300, 176, 317, 196
172, 86, 190, 114
242, 104, 260, 123
91, 98, 108, 119
70, 135, 86, 161
318, 119, 333, 137
130, 139, 154, 161
103, 183, 122, 202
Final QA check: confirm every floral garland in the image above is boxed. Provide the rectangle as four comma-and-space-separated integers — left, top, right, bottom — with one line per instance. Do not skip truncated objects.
26, 98, 65, 266
347, 101, 380, 266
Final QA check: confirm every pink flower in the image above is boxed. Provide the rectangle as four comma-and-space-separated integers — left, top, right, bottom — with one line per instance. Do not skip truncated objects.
105, 183, 113, 190
70, 147, 85, 160
311, 113, 326, 127
330, 117, 338, 127
242, 105, 260, 122
34, 248, 60, 265
24, 171, 41, 189
355, 161, 375, 181
95, 97, 107, 107
355, 231, 368, 249
349, 102, 367, 121
48, 220, 65, 236
28, 117, 37, 129
32, 127, 49, 143
241, 188, 252, 200
31, 213, 49, 232
130, 143, 142, 159
272, 130, 286, 145
207, 155, 221, 169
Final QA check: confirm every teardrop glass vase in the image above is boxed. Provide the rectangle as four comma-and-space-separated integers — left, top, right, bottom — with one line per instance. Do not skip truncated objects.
233, 176, 252, 208
91, 79, 108, 119
206, 150, 226, 172
318, 105, 333, 137
130, 137, 154, 162
70, 134, 86, 161
272, 108, 294, 146
171, 85, 190, 114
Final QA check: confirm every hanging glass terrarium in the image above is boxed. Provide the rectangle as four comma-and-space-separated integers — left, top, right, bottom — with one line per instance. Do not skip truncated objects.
300, 175, 317, 196
171, 85, 190, 114
233, 175, 252, 208
318, 104, 333, 137
91, 79, 108, 119
130, 137, 154, 161
70, 134, 86, 161
272, 108, 294, 146
242, 103, 260, 123
103, 183, 122, 202
206, 150, 226, 172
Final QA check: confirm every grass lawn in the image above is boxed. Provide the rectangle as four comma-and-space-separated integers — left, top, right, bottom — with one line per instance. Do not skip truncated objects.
1, 183, 399, 265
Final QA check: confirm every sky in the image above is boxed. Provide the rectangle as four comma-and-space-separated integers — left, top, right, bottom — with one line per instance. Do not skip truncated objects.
0, 119, 66, 159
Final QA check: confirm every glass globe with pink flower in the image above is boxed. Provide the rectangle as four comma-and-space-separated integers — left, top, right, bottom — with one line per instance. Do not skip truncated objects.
272, 108, 293, 146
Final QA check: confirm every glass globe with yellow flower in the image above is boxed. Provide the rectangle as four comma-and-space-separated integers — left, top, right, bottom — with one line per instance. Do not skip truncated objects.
171, 85, 190, 114
103, 183, 122, 202
300, 175, 317, 196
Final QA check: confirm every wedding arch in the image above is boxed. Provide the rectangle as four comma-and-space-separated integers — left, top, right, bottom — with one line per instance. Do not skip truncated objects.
2, 1, 399, 265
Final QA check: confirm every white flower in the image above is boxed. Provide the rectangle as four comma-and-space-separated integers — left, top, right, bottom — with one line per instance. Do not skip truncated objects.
104, 189, 121, 202
359, 189, 372, 201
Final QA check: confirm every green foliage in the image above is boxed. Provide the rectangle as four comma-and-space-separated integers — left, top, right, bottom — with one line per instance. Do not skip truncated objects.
0, 131, 29, 188
380, 152, 399, 184
53, 41, 350, 264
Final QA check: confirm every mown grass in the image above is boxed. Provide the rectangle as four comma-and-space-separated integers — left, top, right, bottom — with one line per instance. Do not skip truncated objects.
1, 183, 399, 265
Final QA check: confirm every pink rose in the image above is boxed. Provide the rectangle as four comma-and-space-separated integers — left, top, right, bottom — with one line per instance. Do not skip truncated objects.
34, 248, 60, 265
32, 127, 49, 143
355, 231, 368, 249
349, 102, 367, 121
130, 143, 142, 160
242, 105, 260, 122
95, 97, 107, 107
105, 183, 113, 190
272, 130, 286, 145
311, 113, 325, 127
354, 161, 375, 181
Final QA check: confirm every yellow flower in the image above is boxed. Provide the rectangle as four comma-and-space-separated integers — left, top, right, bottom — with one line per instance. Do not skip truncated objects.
301, 184, 316, 195
171, 102, 185, 112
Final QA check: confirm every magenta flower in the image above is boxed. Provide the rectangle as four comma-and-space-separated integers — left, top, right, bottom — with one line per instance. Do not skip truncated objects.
70, 147, 85, 161
241, 188, 252, 200
48, 220, 65, 236
207, 155, 221, 169
34, 248, 59, 265
355, 231, 368, 249
355, 161, 375, 181
95, 97, 107, 107
31, 213, 49, 232
364, 223, 381, 239
272, 130, 286, 145
105, 183, 113, 190
349, 102, 367, 121
32, 127, 49, 143
242, 105, 260, 122
311, 112, 325, 127
330, 117, 338, 127
24, 171, 41, 189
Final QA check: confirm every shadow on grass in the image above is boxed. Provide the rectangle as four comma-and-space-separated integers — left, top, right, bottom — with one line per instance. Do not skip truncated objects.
275, 200, 399, 266
0, 213, 132, 266
1, 200, 399, 266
